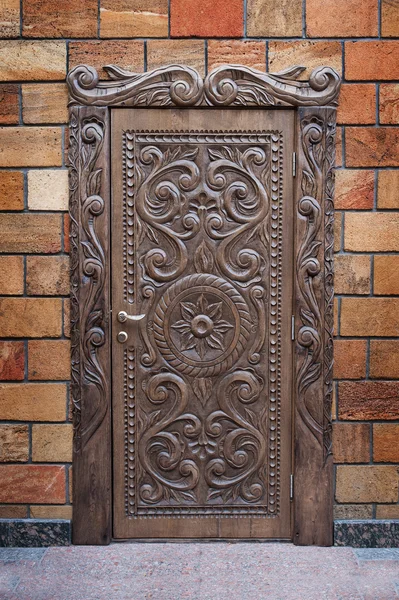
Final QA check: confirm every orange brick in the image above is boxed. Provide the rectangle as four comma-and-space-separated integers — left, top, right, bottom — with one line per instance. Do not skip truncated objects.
0, 425, 29, 462
377, 171, 399, 209
0, 41, 66, 81
0, 465, 65, 503
23, 0, 97, 37
341, 298, 399, 336
307, 0, 377, 37
247, 0, 301, 37
339, 381, 399, 420
69, 41, 144, 79
344, 213, 399, 252
334, 211, 342, 252
374, 424, 399, 462
346, 127, 399, 167
0, 256, 24, 295
0, 505, 27, 518
30, 505, 72, 519
0, 127, 62, 167
335, 169, 374, 210
0, 298, 62, 337
207, 40, 266, 72
336, 465, 399, 503
379, 84, 399, 125
28, 340, 70, 381
32, 424, 72, 462
381, 0, 399, 36
337, 84, 375, 125
370, 340, 399, 379
100, 0, 167, 37
0, 0, 20, 38
374, 255, 399, 296
335, 255, 370, 295
0, 171, 24, 210
376, 505, 399, 519
147, 40, 205, 76
268, 41, 342, 79
63, 299, 70, 338
22, 84, 68, 124
0, 213, 61, 253
345, 41, 399, 81
0, 383, 66, 421
333, 423, 370, 463
26, 256, 69, 296
0, 84, 19, 124
334, 340, 367, 380
0, 341, 24, 381
171, 0, 243, 37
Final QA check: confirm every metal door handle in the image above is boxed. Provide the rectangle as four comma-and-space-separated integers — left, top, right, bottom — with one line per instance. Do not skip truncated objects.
117, 311, 146, 324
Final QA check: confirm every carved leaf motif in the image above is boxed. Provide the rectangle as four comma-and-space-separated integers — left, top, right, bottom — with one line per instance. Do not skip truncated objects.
192, 377, 213, 408
194, 241, 214, 273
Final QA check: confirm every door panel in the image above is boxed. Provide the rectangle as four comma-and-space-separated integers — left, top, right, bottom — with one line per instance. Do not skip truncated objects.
111, 109, 294, 539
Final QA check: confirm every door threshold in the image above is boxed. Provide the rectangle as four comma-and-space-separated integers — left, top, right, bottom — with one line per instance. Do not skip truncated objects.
112, 537, 293, 544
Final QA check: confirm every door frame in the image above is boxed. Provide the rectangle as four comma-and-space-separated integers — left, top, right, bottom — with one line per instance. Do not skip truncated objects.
67, 63, 341, 546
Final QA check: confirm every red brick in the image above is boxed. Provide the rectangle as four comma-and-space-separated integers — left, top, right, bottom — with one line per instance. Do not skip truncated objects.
208, 40, 266, 72
339, 381, 399, 420
345, 41, 399, 81
69, 41, 144, 79
23, 0, 97, 38
0, 171, 24, 210
170, 0, 243, 37
63, 214, 70, 253
0, 84, 19, 125
380, 84, 399, 125
373, 424, 399, 462
307, 0, 377, 37
335, 169, 374, 210
346, 127, 399, 167
333, 423, 370, 463
0, 341, 24, 381
370, 341, 399, 379
337, 84, 376, 125
334, 340, 367, 380
0, 465, 65, 504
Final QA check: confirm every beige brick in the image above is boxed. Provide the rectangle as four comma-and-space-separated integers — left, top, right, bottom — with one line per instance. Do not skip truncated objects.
334, 339, 367, 380
0, 505, 27, 518
147, 40, 205, 77
32, 424, 72, 463
30, 505, 72, 519
378, 171, 399, 208
268, 41, 342, 79
23, 0, 97, 38
334, 504, 373, 520
0, 298, 62, 337
345, 213, 399, 252
382, 0, 399, 36
208, 40, 266, 72
0, 425, 29, 463
69, 41, 143, 79
0, 256, 23, 295
28, 340, 70, 380
0, 213, 61, 253
28, 170, 68, 210
0, 383, 66, 421
26, 256, 69, 296
374, 255, 399, 295
333, 423, 370, 463
0, 127, 62, 167
0, 171, 24, 210
0, 0, 20, 38
247, 0, 302, 37
0, 41, 66, 81
100, 0, 168, 37
370, 340, 399, 379
376, 505, 399, 519
336, 466, 399, 503
335, 255, 370, 295
22, 84, 68, 124
341, 298, 399, 337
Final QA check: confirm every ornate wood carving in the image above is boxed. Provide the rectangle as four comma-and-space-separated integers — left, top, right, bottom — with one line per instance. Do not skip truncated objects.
67, 64, 340, 108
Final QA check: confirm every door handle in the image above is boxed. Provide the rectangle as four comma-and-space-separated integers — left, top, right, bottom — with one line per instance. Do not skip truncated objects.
117, 311, 146, 324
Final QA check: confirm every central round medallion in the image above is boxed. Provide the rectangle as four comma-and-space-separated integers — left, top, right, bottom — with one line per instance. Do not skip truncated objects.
153, 274, 252, 378
191, 314, 214, 338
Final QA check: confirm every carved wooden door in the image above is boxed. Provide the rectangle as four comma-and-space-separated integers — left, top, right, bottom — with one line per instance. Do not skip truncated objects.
111, 109, 295, 539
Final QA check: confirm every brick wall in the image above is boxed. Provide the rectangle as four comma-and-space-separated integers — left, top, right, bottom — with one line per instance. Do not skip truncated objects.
0, 0, 398, 522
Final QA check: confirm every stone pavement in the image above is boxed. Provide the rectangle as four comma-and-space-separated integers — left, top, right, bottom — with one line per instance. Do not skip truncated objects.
0, 544, 399, 600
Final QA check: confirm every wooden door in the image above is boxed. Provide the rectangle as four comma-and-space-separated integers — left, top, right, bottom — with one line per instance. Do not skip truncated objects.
111, 108, 295, 539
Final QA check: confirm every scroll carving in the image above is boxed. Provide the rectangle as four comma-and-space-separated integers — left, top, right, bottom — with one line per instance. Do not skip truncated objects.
68, 64, 341, 108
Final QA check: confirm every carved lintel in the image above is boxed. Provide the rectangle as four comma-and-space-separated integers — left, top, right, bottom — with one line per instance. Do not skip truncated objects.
67, 63, 341, 108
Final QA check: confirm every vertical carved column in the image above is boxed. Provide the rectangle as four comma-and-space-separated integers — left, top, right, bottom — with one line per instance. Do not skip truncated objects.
69, 106, 111, 545
294, 106, 335, 546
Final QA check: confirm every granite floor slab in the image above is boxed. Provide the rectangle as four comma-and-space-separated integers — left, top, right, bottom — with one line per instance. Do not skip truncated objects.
1, 543, 399, 599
